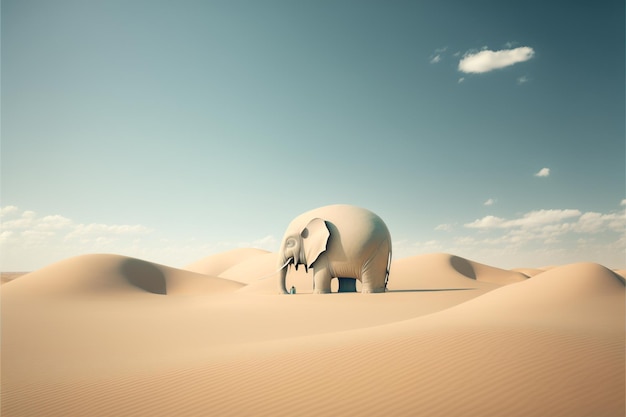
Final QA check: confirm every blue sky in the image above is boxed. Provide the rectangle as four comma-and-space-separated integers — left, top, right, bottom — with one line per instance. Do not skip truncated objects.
2, 0, 624, 270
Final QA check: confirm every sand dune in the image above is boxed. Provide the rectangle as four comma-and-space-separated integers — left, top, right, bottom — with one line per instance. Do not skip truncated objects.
2, 251, 623, 416
219, 251, 281, 284
388, 252, 527, 290
416, 262, 625, 331
2, 253, 244, 297
183, 247, 270, 276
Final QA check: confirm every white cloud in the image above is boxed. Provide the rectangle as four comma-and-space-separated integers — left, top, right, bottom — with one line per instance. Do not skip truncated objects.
573, 211, 626, 234
65, 223, 151, 240
2, 210, 37, 229
465, 215, 505, 229
534, 167, 550, 177
435, 223, 453, 232
507, 209, 581, 228
465, 209, 581, 229
393, 202, 625, 268
458, 77, 465, 83
0, 230, 14, 242
460, 206, 624, 261
517, 75, 530, 84
0, 206, 19, 217
37, 215, 73, 230
458, 46, 535, 74
0, 207, 154, 264
620, 199, 626, 206
1, 207, 226, 270
484, 198, 495, 206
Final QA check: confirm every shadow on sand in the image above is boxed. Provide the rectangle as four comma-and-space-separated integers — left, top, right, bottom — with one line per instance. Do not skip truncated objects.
120, 258, 167, 295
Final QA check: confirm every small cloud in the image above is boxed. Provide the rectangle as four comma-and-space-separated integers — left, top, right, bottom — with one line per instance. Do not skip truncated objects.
517, 75, 530, 85
465, 215, 506, 229
458, 77, 465, 83
534, 167, 550, 177
0, 206, 19, 217
620, 199, 626, 206
484, 198, 496, 206
429, 47, 447, 64
458, 46, 535, 74
435, 223, 453, 232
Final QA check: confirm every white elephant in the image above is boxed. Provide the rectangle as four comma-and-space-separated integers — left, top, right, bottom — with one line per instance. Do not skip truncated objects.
277, 204, 392, 294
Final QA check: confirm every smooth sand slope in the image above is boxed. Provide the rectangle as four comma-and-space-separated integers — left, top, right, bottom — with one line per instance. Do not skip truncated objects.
2, 252, 624, 417
183, 248, 271, 278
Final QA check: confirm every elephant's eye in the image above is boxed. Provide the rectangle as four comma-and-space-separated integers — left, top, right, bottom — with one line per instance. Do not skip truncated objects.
286, 239, 296, 248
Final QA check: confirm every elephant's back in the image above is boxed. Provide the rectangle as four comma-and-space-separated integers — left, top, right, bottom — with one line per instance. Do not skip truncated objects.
304, 204, 385, 225
311, 205, 390, 248
288, 204, 390, 241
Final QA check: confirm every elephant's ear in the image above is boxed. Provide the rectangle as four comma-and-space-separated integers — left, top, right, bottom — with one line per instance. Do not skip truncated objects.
301, 218, 330, 269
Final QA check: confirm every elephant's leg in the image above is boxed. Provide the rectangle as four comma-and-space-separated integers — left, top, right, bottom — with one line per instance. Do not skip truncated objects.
360, 252, 388, 294
312, 267, 332, 294
360, 238, 391, 293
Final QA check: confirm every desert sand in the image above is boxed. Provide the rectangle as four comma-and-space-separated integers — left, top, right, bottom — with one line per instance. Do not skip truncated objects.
2, 249, 624, 416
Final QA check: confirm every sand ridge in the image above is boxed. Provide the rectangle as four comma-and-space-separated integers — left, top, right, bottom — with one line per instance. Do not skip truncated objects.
2, 251, 624, 416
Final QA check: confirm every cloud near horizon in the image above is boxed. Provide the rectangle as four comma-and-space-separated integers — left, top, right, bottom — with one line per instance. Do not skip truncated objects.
1, 208, 153, 248
0, 206, 277, 270
458, 46, 535, 74
465, 209, 582, 229
435, 223, 454, 232
463, 207, 625, 248
450, 204, 626, 267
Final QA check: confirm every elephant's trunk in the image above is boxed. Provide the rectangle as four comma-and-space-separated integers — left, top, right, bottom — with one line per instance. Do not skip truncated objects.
278, 257, 292, 294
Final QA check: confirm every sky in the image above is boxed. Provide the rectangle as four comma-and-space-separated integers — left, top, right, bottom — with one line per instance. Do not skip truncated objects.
2, 0, 624, 271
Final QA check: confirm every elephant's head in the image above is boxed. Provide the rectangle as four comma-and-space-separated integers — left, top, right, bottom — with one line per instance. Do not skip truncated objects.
278, 218, 330, 294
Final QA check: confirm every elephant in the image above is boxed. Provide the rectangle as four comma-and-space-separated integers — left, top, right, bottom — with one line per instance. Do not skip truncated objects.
277, 204, 392, 294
